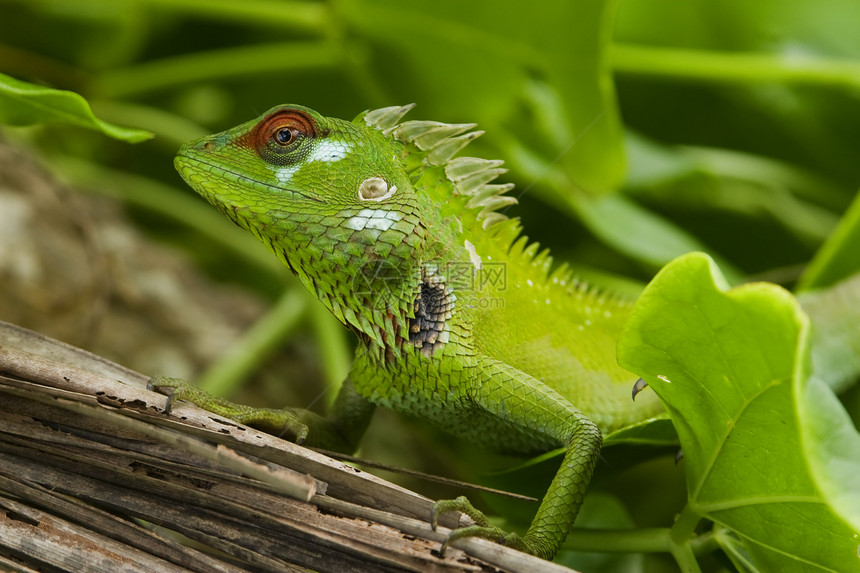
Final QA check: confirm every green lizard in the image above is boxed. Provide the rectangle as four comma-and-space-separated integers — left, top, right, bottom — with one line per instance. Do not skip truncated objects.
159, 103, 663, 560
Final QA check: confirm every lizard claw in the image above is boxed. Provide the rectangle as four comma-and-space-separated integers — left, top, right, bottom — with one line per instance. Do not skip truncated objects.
148, 376, 196, 415
431, 495, 492, 531
632, 377, 648, 400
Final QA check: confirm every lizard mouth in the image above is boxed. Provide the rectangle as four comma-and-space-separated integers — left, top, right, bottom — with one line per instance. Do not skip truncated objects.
175, 154, 322, 203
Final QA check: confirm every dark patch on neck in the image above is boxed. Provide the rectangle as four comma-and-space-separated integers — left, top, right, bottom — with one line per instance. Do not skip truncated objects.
409, 277, 454, 356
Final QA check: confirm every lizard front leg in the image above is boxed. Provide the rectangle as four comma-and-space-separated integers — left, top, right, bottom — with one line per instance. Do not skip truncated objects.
432, 358, 602, 560
149, 375, 375, 453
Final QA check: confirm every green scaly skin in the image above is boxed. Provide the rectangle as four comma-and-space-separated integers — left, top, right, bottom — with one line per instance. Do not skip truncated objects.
162, 103, 663, 560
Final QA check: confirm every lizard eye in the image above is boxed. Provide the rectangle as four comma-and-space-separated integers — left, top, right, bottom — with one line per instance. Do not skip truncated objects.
253, 108, 318, 164
274, 127, 298, 146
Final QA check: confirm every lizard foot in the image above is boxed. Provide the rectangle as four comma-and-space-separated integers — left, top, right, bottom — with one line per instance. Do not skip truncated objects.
431, 495, 524, 555
147, 376, 310, 442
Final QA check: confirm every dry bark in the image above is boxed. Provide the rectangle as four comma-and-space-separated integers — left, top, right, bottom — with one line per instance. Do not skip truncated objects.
0, 321, 575, 573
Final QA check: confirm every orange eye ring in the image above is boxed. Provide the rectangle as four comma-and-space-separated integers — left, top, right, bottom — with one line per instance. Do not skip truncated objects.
253, 108, 317, 154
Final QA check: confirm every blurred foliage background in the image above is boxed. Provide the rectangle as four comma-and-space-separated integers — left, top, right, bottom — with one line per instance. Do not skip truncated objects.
1, 0, 860, 571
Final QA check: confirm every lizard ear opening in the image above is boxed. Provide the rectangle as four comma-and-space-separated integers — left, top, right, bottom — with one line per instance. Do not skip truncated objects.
359, 177, 397, 201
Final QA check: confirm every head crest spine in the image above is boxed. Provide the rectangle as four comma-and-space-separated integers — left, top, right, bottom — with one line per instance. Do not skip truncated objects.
364, 105, 517, 230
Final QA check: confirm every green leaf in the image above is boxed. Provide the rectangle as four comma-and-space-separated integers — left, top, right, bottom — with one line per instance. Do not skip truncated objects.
613, 0, 860, 187
496, 128, 744, 276
571, 193, 743, 282
798, 272, 860, 393
0, 73, 151, 143
339, 0, 625, 192
603, 415, 677, 447
625, 134, 842, 247
618, 252, 860, 572
798, 189, 860, 291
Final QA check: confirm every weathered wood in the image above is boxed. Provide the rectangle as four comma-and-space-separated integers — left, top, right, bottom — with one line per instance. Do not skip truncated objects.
0, 471, 243, 573
0, 321, 576, 572
0, 497, 205, 573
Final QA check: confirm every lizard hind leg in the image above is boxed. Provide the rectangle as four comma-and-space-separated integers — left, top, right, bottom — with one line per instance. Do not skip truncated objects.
428, 357, 603, 560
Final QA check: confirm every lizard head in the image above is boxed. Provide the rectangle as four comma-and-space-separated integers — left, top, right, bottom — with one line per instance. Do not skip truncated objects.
174, 104, 418, 224
175, 104, 519, 350
175, 104, 434, 344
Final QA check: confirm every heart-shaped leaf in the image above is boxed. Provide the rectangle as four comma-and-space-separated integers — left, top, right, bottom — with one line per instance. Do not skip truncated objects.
618, 252, 860, 571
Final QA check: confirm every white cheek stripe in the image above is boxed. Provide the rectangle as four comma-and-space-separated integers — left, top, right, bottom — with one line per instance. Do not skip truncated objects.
345, 208, 401, 231
345, 217, 367, 230
276, 165, 299, 184
310, 140, 352, 162
275, 140, 352, 185
365, 218, 395, 230
357, 208, 400, 220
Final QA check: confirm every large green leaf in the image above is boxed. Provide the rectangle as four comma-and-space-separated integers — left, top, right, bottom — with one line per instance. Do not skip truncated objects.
339, 0, 625, 193
618, 252, 860, 572
0, 73, 151, 142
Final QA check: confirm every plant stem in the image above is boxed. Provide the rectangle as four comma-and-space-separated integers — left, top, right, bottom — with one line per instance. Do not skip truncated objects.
565, 527, 672, 553
198, 287, 308, 396
612, 44, 860, 90
565, 510, 710, 573
138, 0, 327, 31
309, 301, 352, 408
666, 505, 705, 573
95, 42, 342, 98
671, 541, 703, 573
670, 504, 701, 544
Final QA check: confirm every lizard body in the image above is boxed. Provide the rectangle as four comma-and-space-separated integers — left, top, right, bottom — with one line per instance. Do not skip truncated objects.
170, 104, 662, 559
